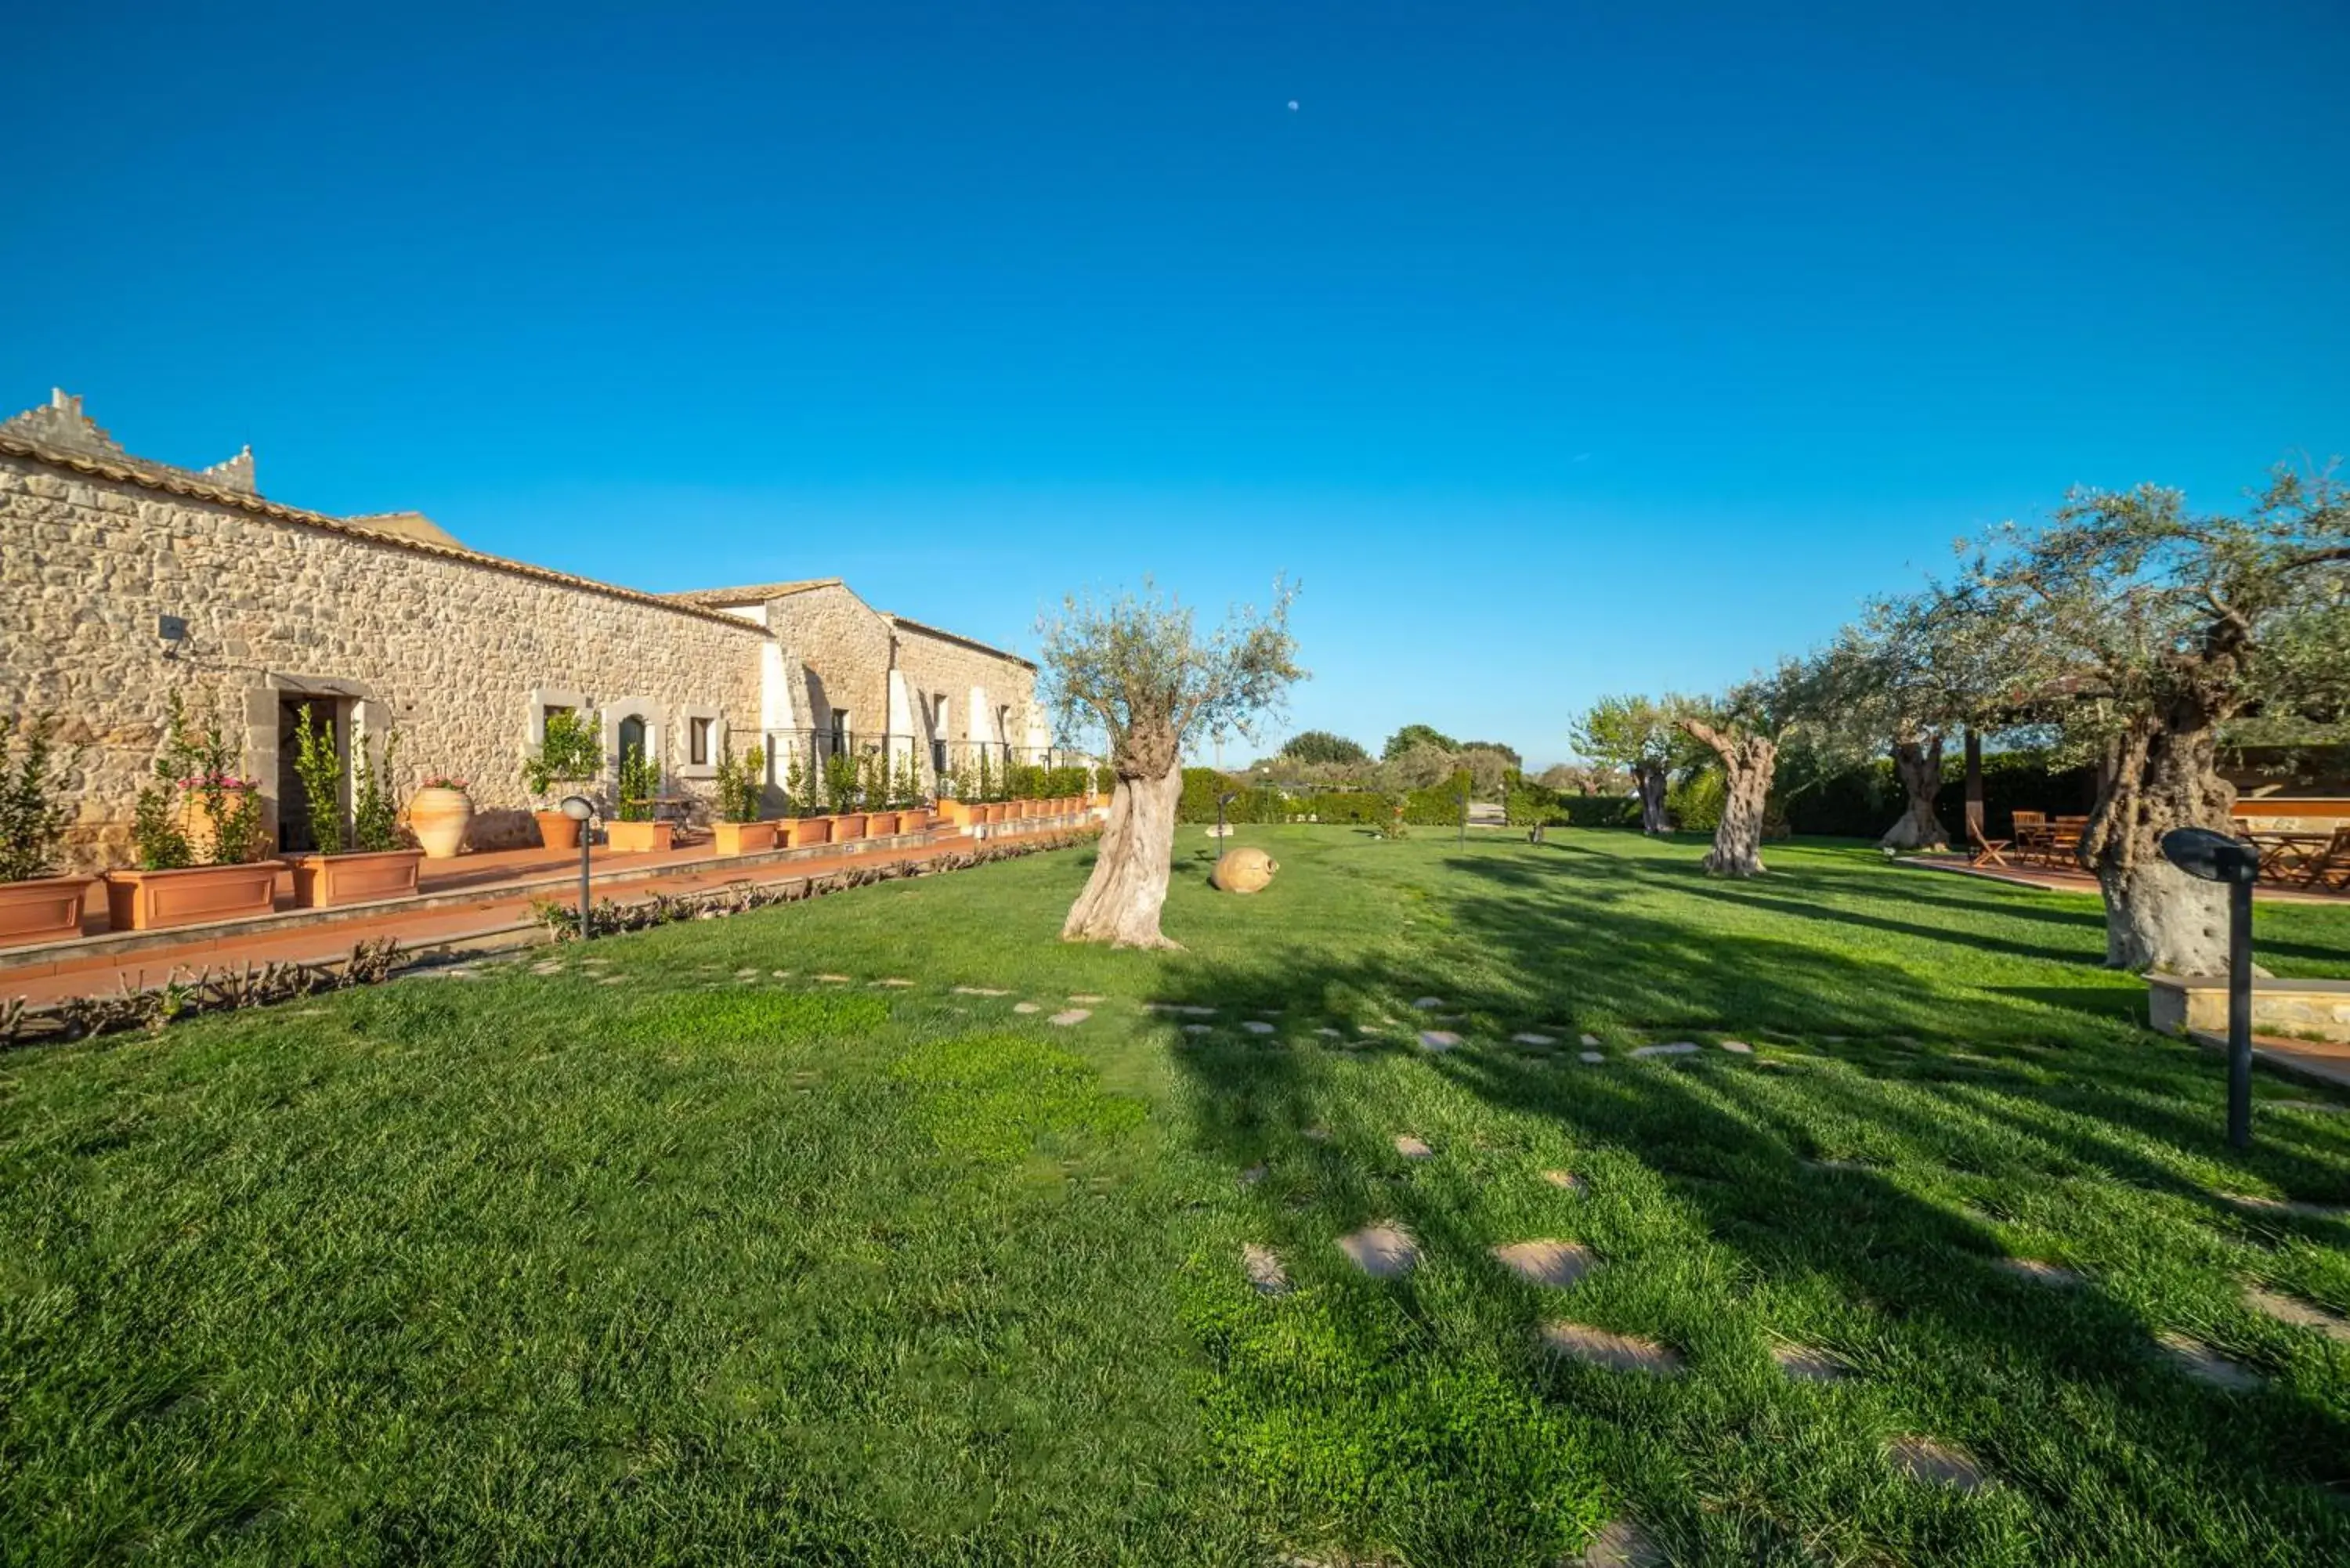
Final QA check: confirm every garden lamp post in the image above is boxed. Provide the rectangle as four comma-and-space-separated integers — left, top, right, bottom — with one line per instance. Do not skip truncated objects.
560, 793, 597, 941
1217, 790, 1239, 840
2160, 826, 2260, 1150
1459, 779, 1470, 846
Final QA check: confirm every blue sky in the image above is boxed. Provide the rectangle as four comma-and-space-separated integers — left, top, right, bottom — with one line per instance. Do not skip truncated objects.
9, 2, 2346, 767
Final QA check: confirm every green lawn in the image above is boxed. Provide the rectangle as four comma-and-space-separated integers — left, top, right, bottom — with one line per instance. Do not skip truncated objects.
5, 827, 2349, 1566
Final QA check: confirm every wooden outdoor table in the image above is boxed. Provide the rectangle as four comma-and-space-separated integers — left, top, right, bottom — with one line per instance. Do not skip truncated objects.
2246, 831, 2332, 883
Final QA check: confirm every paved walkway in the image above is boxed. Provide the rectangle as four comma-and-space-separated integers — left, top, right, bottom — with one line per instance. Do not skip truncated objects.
1904, 853, 2348, 905
2, 822, 1086, 1010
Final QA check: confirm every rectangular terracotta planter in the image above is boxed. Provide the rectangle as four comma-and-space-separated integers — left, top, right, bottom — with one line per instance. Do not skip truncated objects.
985, 803, 1009, 825
833, 812, 869, 841
866, 810, 900, 836
898, 807, 931, 834
0, 873, 96, 946
941, 800, 982, 829
606, 820, 674, 853
781, 817, 831, 848
712, 820, 778, 856
103, 861, 284, 932
288, 848, 424, 909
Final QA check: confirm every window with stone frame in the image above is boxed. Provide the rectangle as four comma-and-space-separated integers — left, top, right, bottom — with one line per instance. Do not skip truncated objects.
689, 716, 711, 767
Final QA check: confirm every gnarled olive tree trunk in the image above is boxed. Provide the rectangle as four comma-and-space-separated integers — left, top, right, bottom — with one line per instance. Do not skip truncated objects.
2081, 712, 2236, 973
1633, 762, 1669, 835
1679, 721, 1777, 877
1062, 726, 1184, 948
1880, 733, 1949, 851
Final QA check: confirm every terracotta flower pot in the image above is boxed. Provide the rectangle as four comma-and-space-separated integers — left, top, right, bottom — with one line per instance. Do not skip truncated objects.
833, 812, 868, 841
712, 820, 777, 856
408, 787, 473, 859
0, 873, 95, 946
104, 861, 283, 931
606, 819, 673, 853
985, 803, 1009, 825
289, 848, 424, 909
898, 807, 931, 835
781, 817, 831, 848
866, 810, 900, 836
940, 800, 981, 829
535, 808, 582, 851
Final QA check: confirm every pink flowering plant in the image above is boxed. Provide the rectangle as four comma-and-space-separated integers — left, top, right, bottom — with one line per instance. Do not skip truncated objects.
134, 690, 266, 869
418, 775, 469, 793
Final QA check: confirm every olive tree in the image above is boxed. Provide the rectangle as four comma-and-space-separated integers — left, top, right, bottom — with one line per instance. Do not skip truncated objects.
1041, 579, 1303, 948
1570, 695, 1689, 834
1931, 468, 2348, 970
1813, 600, 2009, 851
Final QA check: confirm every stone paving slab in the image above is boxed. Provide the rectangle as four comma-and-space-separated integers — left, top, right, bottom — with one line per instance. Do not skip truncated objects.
1418, 1030, 1461, 1052
1996, 1257, 2084, 1287
1888, 1436, 1988, 1491
1541, 1322, 1681, 1374
1393, 1135, 1434, 1159
1771, 1343, 1848, 1382
1575, 1518, 1663, 1568
1336, 1224, 1418, 1278
1493, 1239, 1595, 1288
2243, 1285, 2350, 1341
1242, 1244, 1292, 1296
2156, 1331, 2263, 1390
1047, 1008, 1091, 1027
1629, 1042, 1699, 1058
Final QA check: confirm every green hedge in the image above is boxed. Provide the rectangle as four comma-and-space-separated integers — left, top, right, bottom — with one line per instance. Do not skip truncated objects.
1781, 751, 2099, 840
1175, 769, 1398, 826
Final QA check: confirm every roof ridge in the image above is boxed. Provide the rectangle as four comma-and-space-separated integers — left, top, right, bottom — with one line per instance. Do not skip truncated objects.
0, 431, 770, 636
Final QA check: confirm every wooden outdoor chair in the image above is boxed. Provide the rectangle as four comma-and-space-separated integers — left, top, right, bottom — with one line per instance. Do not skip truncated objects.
2306, 827, 2350, 891
1967, 821, 2012, 868
2012, 810, 2049, 863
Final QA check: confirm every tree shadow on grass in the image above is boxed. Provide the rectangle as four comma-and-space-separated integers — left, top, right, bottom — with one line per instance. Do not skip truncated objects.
1141, 855, 2350, 1566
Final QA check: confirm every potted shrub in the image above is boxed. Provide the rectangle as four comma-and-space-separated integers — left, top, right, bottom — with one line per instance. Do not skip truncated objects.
893, 753, 930, 835
776, 750, 830, 848
286, 713, 425, 908
0, 713, 93, 945
862, 754, 898, 836
608, 745, 671, 852
710, 741, 775, 855
407, 774, 473, 858
825, 752, 866, 841
104, 691, 283, 931
523, 708, 602, 851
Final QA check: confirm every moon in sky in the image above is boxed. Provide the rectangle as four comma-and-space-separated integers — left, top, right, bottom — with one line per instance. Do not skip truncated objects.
1287, 100, 1299, 111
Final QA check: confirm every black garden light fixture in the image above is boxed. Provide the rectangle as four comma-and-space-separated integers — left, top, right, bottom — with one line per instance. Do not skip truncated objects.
560, 793, 597, 941
1217, 790, 1240, 840
2160, 826, 2261, 1150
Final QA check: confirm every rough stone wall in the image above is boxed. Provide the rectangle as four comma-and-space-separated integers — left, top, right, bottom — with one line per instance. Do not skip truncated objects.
2, 451, 767, 869
892, 623, 1041, 768
761, 584, 893, 744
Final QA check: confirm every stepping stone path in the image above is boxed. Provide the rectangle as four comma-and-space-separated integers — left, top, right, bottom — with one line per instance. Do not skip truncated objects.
2156, 1331, 2263, 1391
1579, 1051, 1607, 1064
1242, 1244, 1292, 1297
1315, 1028, 1343, 1039
1578, 1034, 1600, 1047
1394, 1135, 1434, 1159
1576, 1518, 1663, 1568
596, 975, 625, 986
1301, 1127, 1332, 1142
1068, 993, 1104, 1003
1048, 1008, 1092, 1027
1183, 1024, 1214, 1035
1493, 1239, 1595, 1288
1242, 1021, 1276, 1035
1541, 1322, 1681, 1375
1146, 1003, 1217, 1015
1239, 1164, 1268, 1187
1997, 1257, 2083, 1287
1013, 1002, 1043, 1014
2243, 1286, 2350, 1342
1888, 1436, 1988, 1491
1337, 1224, 1419, 1278
1512, 1032, 1556, 1046
1771, 1343, 1847, 1382
1542, 1169, 1587, 1194
1418, 1031, 1462, 1052
815, 974, 852, 984
736, 968, 760, 978
1413, 997, 1445, 1010
1629, 1042, 1698, 1059
772, 969, 790, 977
1719, 1040, 1752, 1054
873, 977, 914, 988
530, 961, 563, 975
954, 986, 1012, 997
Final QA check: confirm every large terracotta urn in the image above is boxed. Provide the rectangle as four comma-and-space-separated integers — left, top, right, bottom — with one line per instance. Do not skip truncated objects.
408, 786, 473, 859
1212, 846, 1280, 894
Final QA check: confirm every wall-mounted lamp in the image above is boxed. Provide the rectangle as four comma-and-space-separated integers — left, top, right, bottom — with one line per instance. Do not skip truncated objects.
158, 614, 189, 659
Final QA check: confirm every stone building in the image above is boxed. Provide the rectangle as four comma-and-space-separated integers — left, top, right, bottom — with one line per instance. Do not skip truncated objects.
1, 391, 1055, 871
